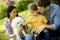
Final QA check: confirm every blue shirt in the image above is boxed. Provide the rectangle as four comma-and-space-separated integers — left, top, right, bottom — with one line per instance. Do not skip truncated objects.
50, 4, 60, 30
43, 4, 60, 30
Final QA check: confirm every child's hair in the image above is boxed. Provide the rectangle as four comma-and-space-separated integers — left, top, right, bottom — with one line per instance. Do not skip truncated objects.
28, 3, 38, 11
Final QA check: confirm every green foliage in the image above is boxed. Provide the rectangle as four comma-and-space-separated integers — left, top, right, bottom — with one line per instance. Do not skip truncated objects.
0, 5, 7, 19
0, 0, 33, 19
15, 0, 33, 12
55, 0, 60, 6
19, 10, 30, 19
0, 28, 9, 40
51, 0, 60, 6
0, 18, 7, 25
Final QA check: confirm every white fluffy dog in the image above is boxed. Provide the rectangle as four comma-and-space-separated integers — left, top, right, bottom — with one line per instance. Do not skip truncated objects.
11, 17, 26, 40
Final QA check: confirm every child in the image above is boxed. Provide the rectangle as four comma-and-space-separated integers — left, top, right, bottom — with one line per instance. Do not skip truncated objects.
26, 3, 48, 35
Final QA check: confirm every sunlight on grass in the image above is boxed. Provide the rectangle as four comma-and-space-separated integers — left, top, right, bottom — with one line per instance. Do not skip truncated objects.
19, 10, 31, 20
0, 18, 7, 25
0, 18, 8, 40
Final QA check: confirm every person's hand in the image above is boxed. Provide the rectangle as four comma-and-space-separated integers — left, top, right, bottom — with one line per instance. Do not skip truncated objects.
45, 24, 54, 30
44, 24, 47, 28
36, 25, 46, 35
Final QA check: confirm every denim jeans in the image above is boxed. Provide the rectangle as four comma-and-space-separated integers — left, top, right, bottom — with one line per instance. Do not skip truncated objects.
43, 29, 50, 40
25, 34, 33, 40
36, 29, 50, 40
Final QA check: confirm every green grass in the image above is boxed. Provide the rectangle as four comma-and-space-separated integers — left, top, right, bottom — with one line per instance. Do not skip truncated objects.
0, 18, 7, 40
0, 25, 9, 40
0, 18, 7, 25
0, 10, 32, 40
19, 10, 31, 20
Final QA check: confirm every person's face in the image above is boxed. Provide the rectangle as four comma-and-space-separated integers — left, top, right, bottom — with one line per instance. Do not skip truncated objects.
38, 6, 50, 14
38, 7, 46, 14
29, 10, 38, 16
9, 8, 17, 19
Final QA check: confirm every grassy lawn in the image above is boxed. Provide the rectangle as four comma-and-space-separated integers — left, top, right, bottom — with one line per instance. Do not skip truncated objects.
0, 10, 31, 40
0, 18, 8, 40
19, 10, 31, 20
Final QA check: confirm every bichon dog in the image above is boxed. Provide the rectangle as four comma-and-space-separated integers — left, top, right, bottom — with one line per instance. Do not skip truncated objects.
11, 16, 27, 40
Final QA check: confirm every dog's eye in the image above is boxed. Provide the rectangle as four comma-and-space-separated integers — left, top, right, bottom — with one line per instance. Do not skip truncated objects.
17, 22, 19, 24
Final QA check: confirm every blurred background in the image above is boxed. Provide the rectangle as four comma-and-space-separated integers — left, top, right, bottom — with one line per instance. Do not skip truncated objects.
0, 0, 60, 40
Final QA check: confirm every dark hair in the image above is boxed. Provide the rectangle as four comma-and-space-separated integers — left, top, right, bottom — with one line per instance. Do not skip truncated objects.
7, 6, 18, 18
37, 0, 50, 8
28, 3, 38, 11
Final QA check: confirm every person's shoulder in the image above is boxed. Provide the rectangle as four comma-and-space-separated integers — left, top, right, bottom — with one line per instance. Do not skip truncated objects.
50, 4, 60, 8
4, 18, 10, 27
50, 4, 59, 6
4, 18, 10, 24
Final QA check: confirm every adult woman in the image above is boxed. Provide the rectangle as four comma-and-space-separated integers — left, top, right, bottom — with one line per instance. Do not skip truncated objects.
4, 6, 22, 40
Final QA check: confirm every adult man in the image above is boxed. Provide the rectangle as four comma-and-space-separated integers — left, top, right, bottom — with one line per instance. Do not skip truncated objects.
36, 0, 60, 40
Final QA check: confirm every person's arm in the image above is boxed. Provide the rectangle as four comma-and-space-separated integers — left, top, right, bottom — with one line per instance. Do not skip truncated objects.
8, 34, 16, 38
5, 28, 16, 38
36, 25, 46, 35
46, 8, 60, 30
46, 24, 55, 30
4, 22, 16, 38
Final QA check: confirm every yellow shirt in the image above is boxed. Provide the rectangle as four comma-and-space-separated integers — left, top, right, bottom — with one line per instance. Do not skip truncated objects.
27, 15, 48, 31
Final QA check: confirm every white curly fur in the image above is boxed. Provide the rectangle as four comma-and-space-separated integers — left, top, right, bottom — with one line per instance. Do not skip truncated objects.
11, 17, 25, 40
